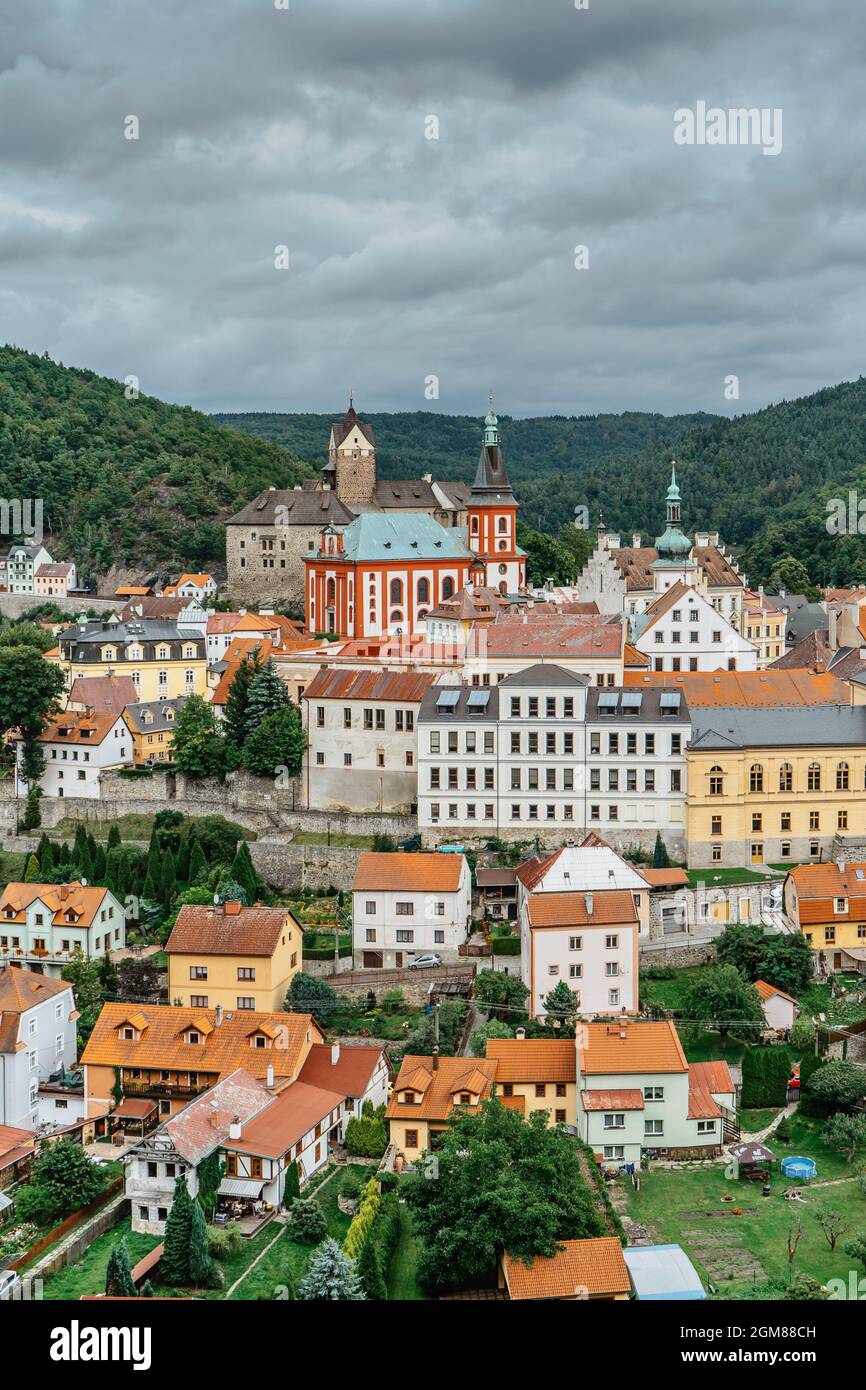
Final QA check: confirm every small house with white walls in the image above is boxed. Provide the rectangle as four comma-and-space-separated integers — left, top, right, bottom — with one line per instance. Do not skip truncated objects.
520, 888, 639, 1019
754, 979, 798, 1032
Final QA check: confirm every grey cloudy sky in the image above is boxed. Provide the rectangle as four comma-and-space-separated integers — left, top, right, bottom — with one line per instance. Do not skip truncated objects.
1, 0, 864, 420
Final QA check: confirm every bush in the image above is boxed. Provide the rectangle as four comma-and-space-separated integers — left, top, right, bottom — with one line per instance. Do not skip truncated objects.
207, 1223, 245, 1260
339, 1171, 363, 1202
774, 1115, 793, 1144
345, 1105, 388, 1158
804, 1059, 866, 1118
740, 1046, 792, 1109
290, 1197, 327, 1245
344, 1178, 381, 1260
790, 1018, 816, 1055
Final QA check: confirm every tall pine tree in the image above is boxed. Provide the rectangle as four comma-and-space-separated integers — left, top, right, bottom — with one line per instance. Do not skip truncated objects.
223, 653, 263, 752
229, 841, 259, 904
244, 660, 289, 739
161, 1175, 194, 1285
105, 1238, 137, 1297
188, 1198, 213, 1287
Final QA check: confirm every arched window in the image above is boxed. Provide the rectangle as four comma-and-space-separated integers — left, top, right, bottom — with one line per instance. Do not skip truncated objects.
498, 516, 508, 533
326, 578, 336, 604
779, 762, 792, 792
749, 764, 764, 793
837, 761, 849, 791
470, 516, 479, 534
709, 766, 724, 796
390, 609, 403, 623
389, 578, 403, 605
499, 581, 508, 595
417, 577, 430, 604
808, 762, 821, 792
442, 577, 455, 600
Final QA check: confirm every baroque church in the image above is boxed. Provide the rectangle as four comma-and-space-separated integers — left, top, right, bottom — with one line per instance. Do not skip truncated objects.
226, 402, 470, 611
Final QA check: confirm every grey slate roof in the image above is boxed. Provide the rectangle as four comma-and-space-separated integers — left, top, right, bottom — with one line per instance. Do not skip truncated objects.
122, 698, 188, 734
689, 703, 866, 750
227, 488, 355, 527
59, 619, 201, 644
498, 664, 589, 688
418, 684, 500, 723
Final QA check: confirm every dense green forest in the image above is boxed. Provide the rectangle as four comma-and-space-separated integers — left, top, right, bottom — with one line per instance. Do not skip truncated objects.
0, 346, 314, 581
212, 407, 710, 534
216, 380, 866, 588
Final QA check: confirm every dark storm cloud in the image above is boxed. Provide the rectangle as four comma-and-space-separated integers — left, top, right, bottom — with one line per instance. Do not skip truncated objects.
0, 0, 863, 422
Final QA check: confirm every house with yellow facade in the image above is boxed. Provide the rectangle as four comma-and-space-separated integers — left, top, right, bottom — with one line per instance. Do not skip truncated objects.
386, 1053, 498, 1158
165, 901, 303, 1011
784, 862, 866, 972
122, 697, 187, 764
486, 1035, 577, 1125
686, 704, 866, 868
742, 589, 785, 667
80, 1001, 323, 1123
52, 617, 207, 703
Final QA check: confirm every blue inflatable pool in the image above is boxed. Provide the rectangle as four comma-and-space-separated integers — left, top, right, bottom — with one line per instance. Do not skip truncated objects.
780, 1156, 816, 1180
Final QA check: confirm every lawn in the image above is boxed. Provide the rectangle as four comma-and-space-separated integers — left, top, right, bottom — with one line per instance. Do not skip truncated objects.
739, 1108, 783, 1133
290, 830, 375, 848
387, 1200, 424, 1300
41, 1163, 374, 1301
41, 1217, 160, 1301
0, 850, 27, 883
623, 1157, 866, 1294
48, 814, 257, 843
685, 867, 780, 889
680, 1028, 747, 1066
639, 966, 706, 1012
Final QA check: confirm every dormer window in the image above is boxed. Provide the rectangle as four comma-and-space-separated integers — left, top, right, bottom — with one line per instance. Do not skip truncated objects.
122, 1027, 136, 1040
251, 1034, 268, 1049
401, 1090, 417, 1104
187, 1030, 202, 1045
835, 897, 849, 914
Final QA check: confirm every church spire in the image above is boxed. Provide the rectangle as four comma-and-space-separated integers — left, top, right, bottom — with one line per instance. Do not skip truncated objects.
654, 459, 692, 557
472, 401, 514, 501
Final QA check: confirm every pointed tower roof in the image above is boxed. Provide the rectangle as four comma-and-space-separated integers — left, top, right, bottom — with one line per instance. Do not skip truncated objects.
330, 403, 375, 450
471, 404, 516, 504
653, 460, 692, 561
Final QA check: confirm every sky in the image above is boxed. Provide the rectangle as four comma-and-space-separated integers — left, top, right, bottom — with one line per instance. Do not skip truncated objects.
1, 0, 865, 421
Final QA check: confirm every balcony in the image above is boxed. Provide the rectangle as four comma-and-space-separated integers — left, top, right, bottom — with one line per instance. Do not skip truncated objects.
122, 1080, 208, 1101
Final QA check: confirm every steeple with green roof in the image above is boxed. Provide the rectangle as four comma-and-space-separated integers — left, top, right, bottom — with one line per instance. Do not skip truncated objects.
653, 461, 693, 561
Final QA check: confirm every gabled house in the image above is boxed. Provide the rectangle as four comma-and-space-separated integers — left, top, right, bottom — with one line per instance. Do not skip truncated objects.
520, 889, 639, 1019
498, 1238, 631, 1301
485, 1037, 577, 1125
386, 1053, 498, 1157
352, 851, 472, 969
165, 901, 303, 1011
754, 979, 798, 1032
80, 1002, 324, 1122
0, 882, 126, 977
122, 697, 187, 764
0, 966, 78, 1130
15, 709, 133, 799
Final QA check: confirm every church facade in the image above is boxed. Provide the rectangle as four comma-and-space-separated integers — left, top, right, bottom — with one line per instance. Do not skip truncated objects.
304, 408, 526, 639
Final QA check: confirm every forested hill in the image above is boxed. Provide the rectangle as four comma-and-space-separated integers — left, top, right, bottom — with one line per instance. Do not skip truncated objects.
0, 346, 314, 581
211, 407, 711, 534
216, 380, 866, 589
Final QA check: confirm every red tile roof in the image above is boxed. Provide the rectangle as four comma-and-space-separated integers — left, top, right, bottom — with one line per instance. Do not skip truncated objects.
501, 1238, 630, 1300
301, 667, 436, 703
166, 904, 298, 957
298, 1042, 384, 1097
470, 613, 624, 660
526, 889, 638, 929
352, 851, 464, 893
581, 1089, 644, 1111
754, 979, 797, 1005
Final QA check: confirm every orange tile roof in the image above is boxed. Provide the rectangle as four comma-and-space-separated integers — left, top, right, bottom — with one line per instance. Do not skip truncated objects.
526, 890, 638, 929
687, 1080, 721, 1120
80, 1002, 323, 1084
0, 1123, 38, 1160
352, 851, 464, 893
298, 1043, 384, 1097
471, 613, 624, 660
688, 1059, 734, 1094
0, 965, 74, 1051
578, 1021, 688, 1076
639, 868, 689, 888
37, 710, 124, 746
301, 667, 436, 703
788, 862, 866, 922
754, 979, 797, 1005
621, 668, 847, 707
387, 1054, 497, 1122
486, 1039, 576, 1084
0, 882, 113, 930
515, 848, 565, 891
230, 1078, 345, 1158
623, 642, 650, 668
502, 1238, 630, 1300
166, 904, 298, 957
581, 1089, 644, 1111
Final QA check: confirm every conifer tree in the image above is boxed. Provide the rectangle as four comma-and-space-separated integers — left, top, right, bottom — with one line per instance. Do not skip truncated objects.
161, 1175, 194, 1284
298, 1238, 366, 1301
652, 832, 670, 869
356, 1235, 387, 1301
244, 660, 289, 739
92, 844, 107, 882
37, 834, 52, 873
188, 1197, 213, 1286
105, 1238, 137, 1298
230, 840, 259, 904
160, 848, 177, 907
176, 836, 191, 883
23, 852, 41, 883
223, 653, 263, 752
107, 824, 122, 850
188, 838, 208, 884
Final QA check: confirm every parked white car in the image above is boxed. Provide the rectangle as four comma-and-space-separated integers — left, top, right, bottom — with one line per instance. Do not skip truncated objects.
409, 953, 442, 970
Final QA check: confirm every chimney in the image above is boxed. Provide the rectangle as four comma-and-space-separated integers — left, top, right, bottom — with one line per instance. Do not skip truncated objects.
432, 1046, 440, 1072
585, 893, 593, 916
266, 1064, 274, 1089
228, 1114, 242, 1141
331, 1041, 341, 1066
210, 1107, 223, 1129
59, 884, 69, 902
515, 1026, 526, 1041
828, 606, 838, 650
214, 1003, 224, 1027
632, 533, 641, 548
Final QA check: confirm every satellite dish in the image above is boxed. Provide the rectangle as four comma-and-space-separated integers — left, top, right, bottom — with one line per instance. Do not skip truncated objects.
81, 878, 88, 887
213, 894, 220, 905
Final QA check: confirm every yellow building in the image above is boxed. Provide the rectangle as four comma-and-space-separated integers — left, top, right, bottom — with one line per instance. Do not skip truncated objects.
687, 704, 866, 868
784, 862, 866, 970
742, 589, 785, 667
122, 698, 185, 764
52, 618, 208, 703
165, 901, 303, 1012
485, 1037, 577, 1124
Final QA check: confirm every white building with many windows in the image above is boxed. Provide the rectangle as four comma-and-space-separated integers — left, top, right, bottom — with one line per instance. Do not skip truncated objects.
0, 966, 79, 1131
417, 666, 690, 854
351, 851, 472, 969
301, 667, 439, 811
0, 882, 127, 977
632, 579, 757, 674
15, 709, 133, 800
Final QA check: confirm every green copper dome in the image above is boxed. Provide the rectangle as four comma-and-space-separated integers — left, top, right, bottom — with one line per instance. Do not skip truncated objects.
654, 461, 692, 557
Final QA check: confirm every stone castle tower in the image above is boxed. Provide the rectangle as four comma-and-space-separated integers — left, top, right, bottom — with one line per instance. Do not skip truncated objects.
322, 403, 377, 506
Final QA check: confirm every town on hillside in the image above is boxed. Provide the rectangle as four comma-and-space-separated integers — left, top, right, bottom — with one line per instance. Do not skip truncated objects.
1, 401, 866, 1309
